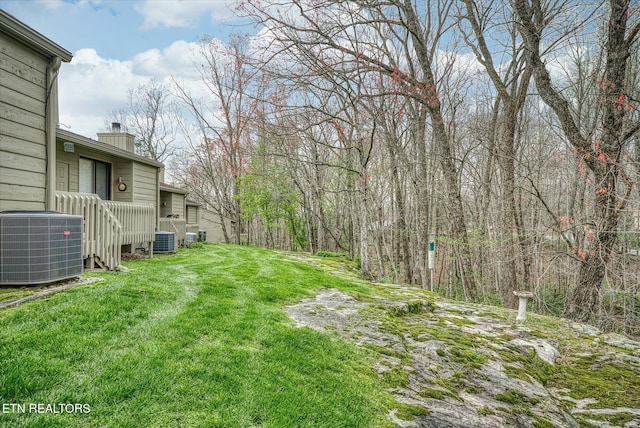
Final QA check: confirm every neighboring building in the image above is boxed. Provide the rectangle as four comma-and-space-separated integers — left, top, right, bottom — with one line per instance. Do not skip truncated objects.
185, 199, 201, 233
160, 182, 187, 219
55, 126, 162, 265
1, 10, 223, 273
198, 206, 234, 243
0, 9, 72, 211
1, 11, 156, 270
159, 182, 189, 247
57, 126, 162, 207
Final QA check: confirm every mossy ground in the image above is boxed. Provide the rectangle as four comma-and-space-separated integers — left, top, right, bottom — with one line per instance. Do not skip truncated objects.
298, 253, 640, 427
551, 355, 640, 408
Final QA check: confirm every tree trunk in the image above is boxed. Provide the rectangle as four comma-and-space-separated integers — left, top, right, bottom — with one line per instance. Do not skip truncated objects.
393, 159, 413, 283
400, 0, 477, 299
500, 108, 520, 308
413, 107, 430, 288
359, 169, 373, 280
513, 0, 640, 321
433, 117, 477, 300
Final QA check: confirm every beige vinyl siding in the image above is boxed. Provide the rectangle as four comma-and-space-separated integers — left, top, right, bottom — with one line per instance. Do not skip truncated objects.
55, 138, 159, 222
172, 194, 185, 218
199, 208, 231, 243
0, 127, 44, 155
159, 192, 171, 217
0, 167, 44, 186
2, 84, 44, 118
0, 58, 46, 98
112, 160, 132, 203
56, 144, 114, 198
159, 191, 185, 218
0, 33, 48, 210
186, 205, 198, 224
132, 163, 157, 206
0, 32, 49, 87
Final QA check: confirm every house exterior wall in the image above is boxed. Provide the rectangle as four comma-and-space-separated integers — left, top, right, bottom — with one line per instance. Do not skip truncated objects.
173, 194, 185, 218
1, 10, 72, 211
55, 139, 158, 212
159, 192, 171, 217
186, 205, 198, 224
112, 161, 133, 203
199, 208, 232, 243
56, 145, 79, 191
160, 193, 185, 218
56, 142, 116, 198
0, 32, 48, 210
133, 163, 157, 207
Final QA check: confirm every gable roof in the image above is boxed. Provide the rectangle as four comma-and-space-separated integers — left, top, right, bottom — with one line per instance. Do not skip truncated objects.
57, 128, 163, 168
0, 9, 72, 62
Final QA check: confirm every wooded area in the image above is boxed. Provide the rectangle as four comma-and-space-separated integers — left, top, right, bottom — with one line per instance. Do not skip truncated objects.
115, 0, 640, 335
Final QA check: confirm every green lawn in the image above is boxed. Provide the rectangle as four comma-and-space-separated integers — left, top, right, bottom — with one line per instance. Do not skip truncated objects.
0, 244, 386, 427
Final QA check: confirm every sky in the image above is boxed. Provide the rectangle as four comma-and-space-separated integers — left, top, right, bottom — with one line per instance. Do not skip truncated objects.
2, 0, 253, 138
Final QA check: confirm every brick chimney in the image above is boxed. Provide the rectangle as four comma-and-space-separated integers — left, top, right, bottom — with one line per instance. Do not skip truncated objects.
97, 122, 135, 153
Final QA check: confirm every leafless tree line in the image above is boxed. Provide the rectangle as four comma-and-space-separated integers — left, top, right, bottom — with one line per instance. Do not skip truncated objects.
116, 0, 640, 335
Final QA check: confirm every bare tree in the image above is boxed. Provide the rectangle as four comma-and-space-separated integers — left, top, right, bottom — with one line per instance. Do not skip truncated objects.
513, 0, 640, 321
459, 0, 533, 307
175, 35, 261, 245
240, 0, 478, 297
127, 79, 180, 163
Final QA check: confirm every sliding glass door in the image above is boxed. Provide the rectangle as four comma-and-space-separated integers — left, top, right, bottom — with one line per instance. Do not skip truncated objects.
79, 158, 111, 200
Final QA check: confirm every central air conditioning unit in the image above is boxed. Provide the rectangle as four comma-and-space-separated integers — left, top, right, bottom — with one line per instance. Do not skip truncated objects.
0, 211, 83, 285
153, 231, 175, 253
185, 232, 197, 244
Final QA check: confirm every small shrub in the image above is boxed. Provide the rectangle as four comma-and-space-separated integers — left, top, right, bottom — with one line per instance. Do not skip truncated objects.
185, 241, 204, 249
315, 251, 347, 258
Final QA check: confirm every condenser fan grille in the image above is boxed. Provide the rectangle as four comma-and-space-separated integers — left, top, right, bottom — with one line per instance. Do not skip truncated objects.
153, 231, 175, 253
0, 211, 83, 285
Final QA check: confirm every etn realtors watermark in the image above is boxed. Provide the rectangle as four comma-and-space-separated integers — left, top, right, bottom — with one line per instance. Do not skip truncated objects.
2, 403, 91, 414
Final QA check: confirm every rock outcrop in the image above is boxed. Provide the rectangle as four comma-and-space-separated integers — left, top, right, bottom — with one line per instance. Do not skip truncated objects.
286, 284, 640, 428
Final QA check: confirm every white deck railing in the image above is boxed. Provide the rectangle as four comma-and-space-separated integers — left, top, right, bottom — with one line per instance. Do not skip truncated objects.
56, 192, 154, 270
102, 200, 155, 246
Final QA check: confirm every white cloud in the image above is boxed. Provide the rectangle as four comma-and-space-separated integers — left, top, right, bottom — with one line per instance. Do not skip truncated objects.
58, 44, 201, 138
24, 0, 104, 10
58, 49, 136, 137
56, 32, 263, 147
30, 0, 67, 9
135, 0, 236, 30
132, 40, 201, 78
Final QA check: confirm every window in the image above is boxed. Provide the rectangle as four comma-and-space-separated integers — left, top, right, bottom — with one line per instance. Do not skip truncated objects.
79, 158, 111, 200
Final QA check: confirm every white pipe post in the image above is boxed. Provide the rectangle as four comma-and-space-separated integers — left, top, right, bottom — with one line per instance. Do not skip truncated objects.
513, 290, 534, 322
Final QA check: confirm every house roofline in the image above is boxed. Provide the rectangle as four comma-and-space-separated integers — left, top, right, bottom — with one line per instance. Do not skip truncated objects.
160, 182, 188, 195
56, 128, 164, 168
0, 9, 72, 62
